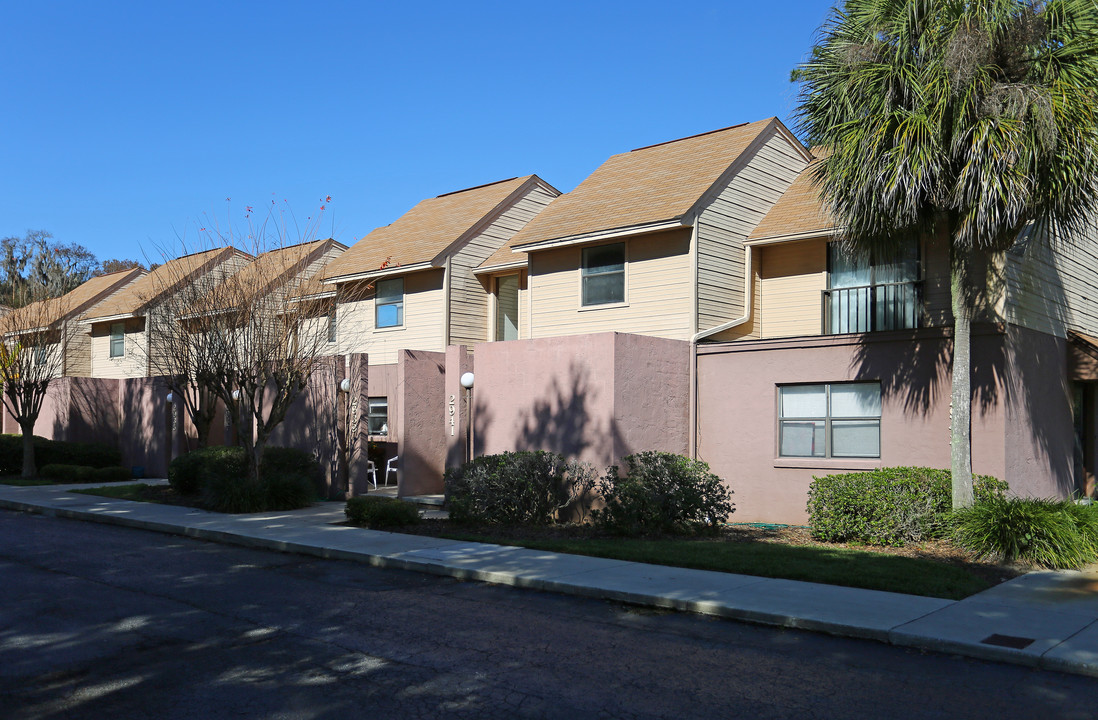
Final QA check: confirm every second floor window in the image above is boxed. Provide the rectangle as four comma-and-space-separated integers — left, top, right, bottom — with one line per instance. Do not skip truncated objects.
581, 243, 625, 306
825, 242, 920, 333
109, 323, 125, 358
375, 278, 404, 328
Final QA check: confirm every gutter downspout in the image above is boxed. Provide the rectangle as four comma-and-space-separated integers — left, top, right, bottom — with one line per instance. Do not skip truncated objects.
443, 256, 452, 347
688, 244, 755, 460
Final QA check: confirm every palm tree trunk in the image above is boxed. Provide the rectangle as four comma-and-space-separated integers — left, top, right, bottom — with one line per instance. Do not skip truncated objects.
950, 249, 975, 509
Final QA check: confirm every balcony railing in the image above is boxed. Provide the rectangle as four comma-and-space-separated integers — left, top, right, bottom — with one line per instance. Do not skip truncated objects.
822, 281, 922, 334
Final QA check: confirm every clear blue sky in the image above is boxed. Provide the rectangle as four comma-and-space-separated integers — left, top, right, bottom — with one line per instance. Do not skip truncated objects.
1, 1, 833, 264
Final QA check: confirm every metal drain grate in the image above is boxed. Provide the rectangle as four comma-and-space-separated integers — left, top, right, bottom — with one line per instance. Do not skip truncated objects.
980, 633, 1035, 650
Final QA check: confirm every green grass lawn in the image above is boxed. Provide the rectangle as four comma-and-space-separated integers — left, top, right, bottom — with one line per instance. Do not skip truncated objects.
71, 484, 153, 501
64, 483, 1001, 600
0, 476, 55, 486
436, 531, 998, 600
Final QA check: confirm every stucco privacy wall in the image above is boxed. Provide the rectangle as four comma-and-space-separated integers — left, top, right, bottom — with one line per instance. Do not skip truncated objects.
472, 332, 690, 471
695, 326, 1072, 524
396, 349, 447, 496
29, 377, 121, 447
120, 377, 173, 478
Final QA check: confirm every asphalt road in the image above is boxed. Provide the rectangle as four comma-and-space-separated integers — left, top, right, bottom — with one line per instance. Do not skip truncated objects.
1, 509, 1096, 720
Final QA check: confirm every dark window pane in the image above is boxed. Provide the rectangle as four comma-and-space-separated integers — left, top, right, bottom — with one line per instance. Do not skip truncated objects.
583, 273, 624, 305
583, 244, 624, 274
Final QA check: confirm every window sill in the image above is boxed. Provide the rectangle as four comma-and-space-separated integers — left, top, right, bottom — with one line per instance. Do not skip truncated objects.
368, 434, 391, 441
373, 325, 405, 334
773, 458, 881, 471
578, 301, 629, 312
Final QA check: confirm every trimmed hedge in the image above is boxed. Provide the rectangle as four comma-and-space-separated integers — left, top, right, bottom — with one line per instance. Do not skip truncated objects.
806, 467, 1009, 546
345, 496, 420, 529
172, 445, 320, 513
445, 451, 596, 525
0, 434, 121, 475
39, 464, 133, 483
953, 497, 1098, 568
592, 452, 734, 536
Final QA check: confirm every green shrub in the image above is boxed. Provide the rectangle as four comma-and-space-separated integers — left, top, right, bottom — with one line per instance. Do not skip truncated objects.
592, 452, 734, 536
1065, 501, 1098, 559
92, 466, 135, 483
952, 497, 1094, 569
345, 496, 420, 529
39, 464, 94, 482
261, 447, 321, 510
807, 467, 1008, 546
445, 451, 595, 525
168, 448, 215, 495
187, 445, 319, 513
0, 435, 121, 474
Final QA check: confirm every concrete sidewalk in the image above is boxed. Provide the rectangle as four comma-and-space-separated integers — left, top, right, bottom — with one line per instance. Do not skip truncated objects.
3, 481, 1098, 678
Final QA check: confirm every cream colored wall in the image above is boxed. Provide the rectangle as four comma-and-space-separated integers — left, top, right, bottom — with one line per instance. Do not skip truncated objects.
65, 327, 92, 377
528, 228, 693, 341
337, 270, 446, 364
89, 318, 148, 378
696, 130, 808, 332
449, 183, 557, 346
756, 239, 828, 338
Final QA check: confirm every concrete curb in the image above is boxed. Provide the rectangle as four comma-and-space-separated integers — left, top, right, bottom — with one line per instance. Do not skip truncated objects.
4, 490, 1098, 679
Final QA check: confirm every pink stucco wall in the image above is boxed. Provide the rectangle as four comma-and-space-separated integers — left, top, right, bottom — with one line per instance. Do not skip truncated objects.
696, 325, 1073, 524
472, 332, 690, 471
396, 349, 447, 496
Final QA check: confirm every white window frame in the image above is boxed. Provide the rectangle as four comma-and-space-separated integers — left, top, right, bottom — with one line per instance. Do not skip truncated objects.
580, 242, 626, 308
375, 278, 404, 329
367, 396, 388, 436
778, 382, 881, 459
109, 322, 125, 358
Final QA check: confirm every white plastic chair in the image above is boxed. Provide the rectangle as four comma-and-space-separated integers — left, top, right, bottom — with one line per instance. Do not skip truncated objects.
384, 456, 399, 486
366, 461, 379, 490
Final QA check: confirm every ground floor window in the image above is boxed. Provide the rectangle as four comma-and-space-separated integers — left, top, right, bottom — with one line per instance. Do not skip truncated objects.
368, 397, 388, 436
778, 382, 881, 458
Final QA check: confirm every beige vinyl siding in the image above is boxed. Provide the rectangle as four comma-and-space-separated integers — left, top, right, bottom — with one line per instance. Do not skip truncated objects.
89, 318, 147, 378
1004, 224, 1098, 338
65, 327, 92, 377
754, 239, 828, 338
529, 228, 693, 340
337, 270, 446, 364
448, 183, 557, 346
695, 131, 808, 332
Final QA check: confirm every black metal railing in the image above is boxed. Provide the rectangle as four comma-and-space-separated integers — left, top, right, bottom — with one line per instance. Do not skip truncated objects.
822, 281, 922, 334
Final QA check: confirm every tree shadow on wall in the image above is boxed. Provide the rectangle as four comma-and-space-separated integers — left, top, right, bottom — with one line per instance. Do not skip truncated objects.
849, 236, 1074, 494
507, 359, 624, 463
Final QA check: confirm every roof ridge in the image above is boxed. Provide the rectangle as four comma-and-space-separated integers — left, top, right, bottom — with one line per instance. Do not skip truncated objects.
435, 176, 521, 198
629, 121, 755, 153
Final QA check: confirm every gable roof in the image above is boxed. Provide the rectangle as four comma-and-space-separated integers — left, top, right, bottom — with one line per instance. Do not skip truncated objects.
196, 239, 344, 313
509, 118, 804, 250
7, 267, 145, 332
83, 247, 249, 322
747, 149, 837, 242
321, 175, 550, 282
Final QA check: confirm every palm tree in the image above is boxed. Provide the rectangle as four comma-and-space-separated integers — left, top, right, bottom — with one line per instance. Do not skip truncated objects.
795, 0, 1098, 508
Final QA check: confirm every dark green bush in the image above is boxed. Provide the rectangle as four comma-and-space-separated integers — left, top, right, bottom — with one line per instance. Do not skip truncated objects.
592, 452, 734, 536
186, 445, 319, 513
807, 467, 1009, 546
445, 451, 595, 525
952, 497, 1094, 568
39, 464, 94, 482
345, 496, 420, 529
92, 466, 135, 483
261, 447, 321, 510
0, 435, 120, 474
168, 448, 215, 495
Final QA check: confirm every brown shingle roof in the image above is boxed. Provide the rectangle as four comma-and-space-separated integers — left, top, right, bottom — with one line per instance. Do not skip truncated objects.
199, 239, 342, 312
321, 176, 536, 281
7, 267, 144, 331
508, 119, 777, 248
83, 247, 246, 321
477, 232, 531, 272
748, 150, 836, 241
